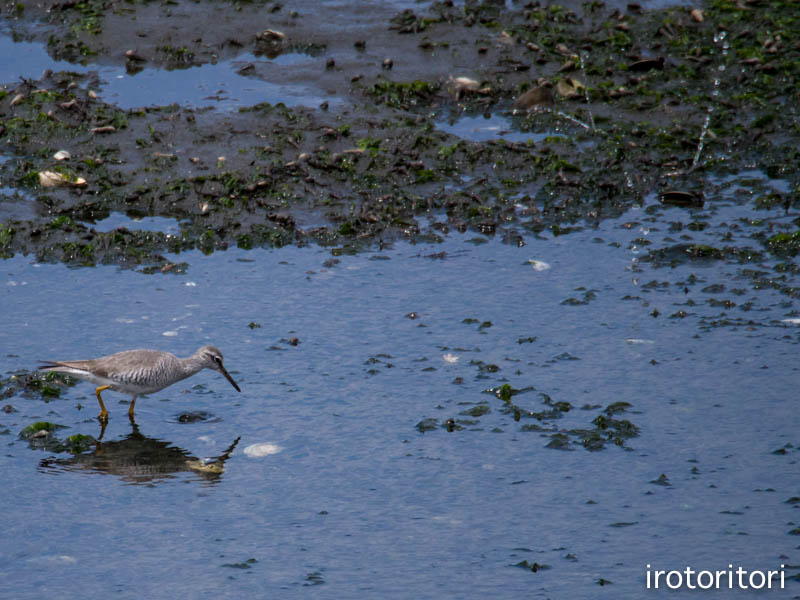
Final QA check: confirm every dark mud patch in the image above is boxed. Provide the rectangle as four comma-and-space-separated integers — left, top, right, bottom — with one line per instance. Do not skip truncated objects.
176, 410, 219, 423
409, 335, 640, 450
1, 369, 75, 402
0, 0, 798, 271
418, 394, 639, 450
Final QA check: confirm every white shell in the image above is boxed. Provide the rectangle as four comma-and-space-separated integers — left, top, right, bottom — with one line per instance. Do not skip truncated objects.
528, 259, 551, 271
38, 171, 87, 188
243, 442, 283, 457
261, 29, 285, 41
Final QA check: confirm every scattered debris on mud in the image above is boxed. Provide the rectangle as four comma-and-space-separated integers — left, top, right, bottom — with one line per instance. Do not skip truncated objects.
0, 0, 796, 273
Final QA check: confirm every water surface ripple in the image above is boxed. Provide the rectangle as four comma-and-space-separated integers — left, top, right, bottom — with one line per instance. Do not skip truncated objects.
1, 221, 797, 598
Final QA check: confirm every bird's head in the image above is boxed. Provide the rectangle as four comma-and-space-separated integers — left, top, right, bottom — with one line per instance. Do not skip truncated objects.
197, 345, 241, 392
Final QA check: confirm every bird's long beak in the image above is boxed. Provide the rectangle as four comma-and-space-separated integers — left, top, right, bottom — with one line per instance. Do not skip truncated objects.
219, 364, 241, 392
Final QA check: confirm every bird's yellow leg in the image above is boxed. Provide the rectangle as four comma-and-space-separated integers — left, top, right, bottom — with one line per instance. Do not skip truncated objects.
95, 385, 111, 422
128, 396, 137, 422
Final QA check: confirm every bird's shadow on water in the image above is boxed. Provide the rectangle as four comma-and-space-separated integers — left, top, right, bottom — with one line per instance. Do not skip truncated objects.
37, 421, 240, 486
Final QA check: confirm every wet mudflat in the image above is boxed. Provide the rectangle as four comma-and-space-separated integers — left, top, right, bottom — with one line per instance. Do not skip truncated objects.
1, 0, 799, 597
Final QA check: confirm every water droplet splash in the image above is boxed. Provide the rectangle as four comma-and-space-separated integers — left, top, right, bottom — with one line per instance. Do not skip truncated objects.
692, 29, 729, 169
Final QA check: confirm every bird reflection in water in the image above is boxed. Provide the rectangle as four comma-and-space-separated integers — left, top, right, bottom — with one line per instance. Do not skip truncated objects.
39, 421, 240, 485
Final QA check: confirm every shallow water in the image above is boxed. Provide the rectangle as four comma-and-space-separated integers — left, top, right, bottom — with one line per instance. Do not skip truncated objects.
97, 52, 344, 111
90, 212, 184, 234
0, 34, 341, 110
436, 112, 552, 144
1, 213, 798, 597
